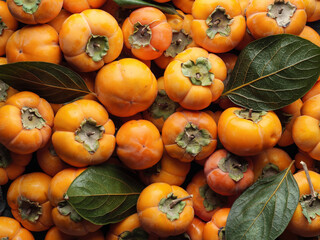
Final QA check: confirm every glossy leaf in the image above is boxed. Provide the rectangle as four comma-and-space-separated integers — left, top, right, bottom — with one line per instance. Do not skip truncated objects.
0, 62, 91, 103
223, 34, 320, 111
225, 162, 299, 240
66, 164, 144, 225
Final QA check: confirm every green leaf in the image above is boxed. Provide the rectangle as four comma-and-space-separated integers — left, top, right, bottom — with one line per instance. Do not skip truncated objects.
113, 0, 184, 18
225, 162, 299, 240
223, 34, 320, 111
0, 62, 92, 104
66, 164, 144, 225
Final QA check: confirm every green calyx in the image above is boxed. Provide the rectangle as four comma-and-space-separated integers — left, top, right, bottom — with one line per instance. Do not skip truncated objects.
1, 237, 9, 240
218, 153, 248, 182
181, 57, 214, 86
18, 196, 42, 223
199, 184, 227, 212
0, 17, 7, 36
0, 144, 11, 168
276, 110, 293, 131
218, 227, 226, 240
13, 0, 41, 14
75, 118, 105, 154
58, 199, 82, 223
267, 0, 296, 27
0, 80, 9, 102
86, 34, 109, 62
149, 90, 179, 120
206, 6, 234, 39
175, 122, 212, 157
234, 109, 267, 123
300, 192, 320, 224
21, 107, 46, 130
118, 227, 149, 240
129, 22, 152, 49
164, 30, 192, 58
259, 163, 280, 180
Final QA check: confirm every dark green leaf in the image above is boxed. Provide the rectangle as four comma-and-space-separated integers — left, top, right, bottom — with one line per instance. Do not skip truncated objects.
66, 164, 144, 225
223, 34, 320, 111
0, 62, 91, 104
113, 0, 184, 18
225, 163, 299, 240
307, 20, 320, 35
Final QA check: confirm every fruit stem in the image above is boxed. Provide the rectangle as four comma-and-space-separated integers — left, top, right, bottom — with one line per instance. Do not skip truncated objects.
169, 195, 193, 209
300, 161, 317, 199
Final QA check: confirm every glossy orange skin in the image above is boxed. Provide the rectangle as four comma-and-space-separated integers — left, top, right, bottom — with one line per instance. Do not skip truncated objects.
191, 0, 246, 53
122, 7, 172, 60
301, 0, 317, 20
116, 119, 163, 170
299, 25, 320, 47
63, 0, 107, 13
186, 217, 205, 240
137, 182, 194, 237
251, 148, 295, 182
48, 9, 72, 33
0, 91, 54, 154
204, 149, 254, 196
238, 0, 251, 15
172, 0, 195, 14
48, 168, 102, 236
7, 172, 53, 232
139, 152, 191, 186
0, 56, 7, 64
164, 47, 227, 110
6, 24, 62, 64
7, 0, 63, 24
309, 0, 320, 21
0, 1, 18, 56
277, 99, 303, 147
52, 99, 115, 167
45, 227, 104, 240
303, 81, 320, 102
95, 58, 158, 117
218, 107, 282, 156
162, 110, 218, 162
0, 216, 34, 240
0, 150, 32, 185
203, 208, 230, 240
59, 9, 123, 72
246, 0, 307, 39
106, 213, 159, 240
287, 171, 320, 237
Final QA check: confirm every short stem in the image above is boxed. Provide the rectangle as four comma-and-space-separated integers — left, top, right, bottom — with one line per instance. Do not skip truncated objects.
169, 195, 193, 209
301, 161, 317, 198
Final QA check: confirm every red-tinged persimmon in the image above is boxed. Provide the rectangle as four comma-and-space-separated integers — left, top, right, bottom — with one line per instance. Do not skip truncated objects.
137, 182, 194, 237
172, 0, 194, 14
191, 0, 246, 53
63, 0, 107, 13
52, 99, 115, 167
186, 217, 205, 240
47, 9, 72, 33
164, 47, 227, 110
0, 91, 54, 154
7, 172, 53, 232
218, 107, 282, 156
45, 227, 105, 240
203, 208, 230, 240
299, 25, 320, 47
162, 110, 218, 163
0, 216, 34, 240
116, 119, 163, 170
95, 58, 158, 117
246, 0, 307, 39
122, 7, 172, 60
7, 0, 63, 24
59, 9, 123, 72
303, 81, 320, 102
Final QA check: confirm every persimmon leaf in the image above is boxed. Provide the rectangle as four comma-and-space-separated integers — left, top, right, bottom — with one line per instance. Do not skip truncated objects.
223, 34, 320, 111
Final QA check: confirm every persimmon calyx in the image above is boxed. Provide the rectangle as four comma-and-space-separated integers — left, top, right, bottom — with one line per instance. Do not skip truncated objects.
158, 192, 192, 221
234, 109, 267, 123
119, 227, 149, 240
267, 0, 296, 27
164, 30, 192, 58
18, 196, 42, 223
176, 122, 212, 156
149, 90, 179, 120
259, 163, 280, 180
206, 6, 234, 39
1, 237, 9, 240
181, 57, 214, 86
300, 193, 320, 224
13, 0, 41, 14
218, 153, 248, 182
129, 22, 152, 49
218, 227, 226, 240
275, 110, 293, 129
21, 107, 46, 130
0, 17, 7, 36
58, 199, 82, 223
86, 34, 109, 62
199, 184, 227, 212
0, 144, 11, 168
75, 118, 105, 154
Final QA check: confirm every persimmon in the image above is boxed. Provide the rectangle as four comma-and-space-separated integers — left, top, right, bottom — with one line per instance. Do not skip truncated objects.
0, 56, 6, 64
164, 47, 227, 110
237, 0, 251, 15
63, 0, 107, 13
59, 9, 123, 72
303, 81, 320, 102
137, 182, 194, 237
299, 25, 320, 47
0, 216, 34, 240
191, 0, 246, 53
116, 119, 163, 170
309, 0, 320, 21
45, 227, 105, 240
235, 28, 255, 50
203, 208, 230, 240
186, 217, 205, 240
172, 0, 194, 14
7, 172, 53, 232
122, 7, 172, 60
162, 110, 218, 163
48, 9, 72, 33
52, 99, 116, 167
0, 91, 54, 154
295, 150, 316, 171
301, 0, 317, 20
0, 80, 18, 108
